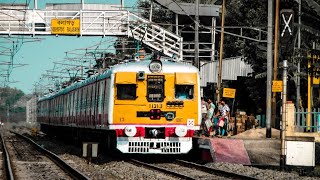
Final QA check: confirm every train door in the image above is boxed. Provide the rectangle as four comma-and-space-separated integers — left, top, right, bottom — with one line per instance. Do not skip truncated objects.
94, 81, 99, 127
91, 83, 96, 127
102, 78, 109, 126
71, 91, 75, 125
74, 89, 79, 126
97, 80, 104, 127
85, 85, 90, 127
79, 87, 84, 126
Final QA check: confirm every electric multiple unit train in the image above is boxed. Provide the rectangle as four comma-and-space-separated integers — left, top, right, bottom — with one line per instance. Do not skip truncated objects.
37, 57, 201, 154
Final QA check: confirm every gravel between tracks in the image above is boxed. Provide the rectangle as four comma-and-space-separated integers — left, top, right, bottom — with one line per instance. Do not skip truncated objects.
156, 163, 229, 179
14, 127, 320, 180
206, 162, 319, 180
29, 135, 177, 180
45, 139, 320, 180
4, 132, 72, 180
58, 153, 178, 180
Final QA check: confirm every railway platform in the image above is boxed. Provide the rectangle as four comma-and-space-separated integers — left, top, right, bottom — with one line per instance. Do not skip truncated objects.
193, 128, 281, 166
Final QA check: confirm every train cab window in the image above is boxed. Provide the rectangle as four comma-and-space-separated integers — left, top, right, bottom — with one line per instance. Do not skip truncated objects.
147, 75, 164, 102
117, 84, 137, 100
175, 85, 194, 100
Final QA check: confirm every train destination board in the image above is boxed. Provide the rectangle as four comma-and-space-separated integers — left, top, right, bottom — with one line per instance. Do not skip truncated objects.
51, 19, 80, 35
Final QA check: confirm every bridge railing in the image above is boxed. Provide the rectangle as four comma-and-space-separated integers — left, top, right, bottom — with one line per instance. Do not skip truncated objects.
0, 9, 183, 60
127, 12, 183, 60
0, 9, 133, 35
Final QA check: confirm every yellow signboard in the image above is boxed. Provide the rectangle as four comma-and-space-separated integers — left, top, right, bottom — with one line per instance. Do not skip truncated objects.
272, 80, 283, 92
223, 88, 236, 98
314, 77, 320, 85
51, 19, 80, 35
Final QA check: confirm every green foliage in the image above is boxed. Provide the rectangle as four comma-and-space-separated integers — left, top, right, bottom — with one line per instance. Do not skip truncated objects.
300, 0, 320, 47
224, 0, 267, 72
114, 0, 320, 112
0, 87, 26, 122
114, 37, 136, 57
138, 0, 174, 26
0, 87, 24, 107
220, 0, 268, 113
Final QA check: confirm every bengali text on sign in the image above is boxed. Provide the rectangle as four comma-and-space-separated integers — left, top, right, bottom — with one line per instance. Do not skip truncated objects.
51, 19, 80, 35
222, 88, 236, 98
272, 80, 283, 92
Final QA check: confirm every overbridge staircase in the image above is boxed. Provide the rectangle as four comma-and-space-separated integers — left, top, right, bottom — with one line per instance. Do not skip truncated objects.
0, 8, 183, 60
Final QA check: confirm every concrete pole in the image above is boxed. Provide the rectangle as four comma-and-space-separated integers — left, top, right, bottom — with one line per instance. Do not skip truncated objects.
217, 0, 225, 102
211, 17, 216, 61
34, 0, 38, 9
176, 14, 179, 35
7, 104, 9, 123
121, 0, 124, 10
266, 0, 274, 138
149, 0, 153, 22
81, 0, 84, 10
80, 66, 83, 79
280, 59, 288, 168
194, 0, 200, 70
272, 0, 280, 128
296, 0, 301, 111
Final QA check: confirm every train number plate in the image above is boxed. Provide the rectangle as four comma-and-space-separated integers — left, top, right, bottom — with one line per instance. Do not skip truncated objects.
149, 104, 162, 108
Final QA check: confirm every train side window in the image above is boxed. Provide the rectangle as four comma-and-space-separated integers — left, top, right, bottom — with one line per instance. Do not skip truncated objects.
117, 84, 136, 100
175, 85, 194, 100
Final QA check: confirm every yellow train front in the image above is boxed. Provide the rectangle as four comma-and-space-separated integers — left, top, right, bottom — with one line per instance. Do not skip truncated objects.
112, 59, 201, 153
37, 57, 200, 154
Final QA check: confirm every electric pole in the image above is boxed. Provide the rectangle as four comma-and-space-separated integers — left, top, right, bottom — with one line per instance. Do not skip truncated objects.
217, 0, 225, 102
280, 59, 288, 168
194, 0, 200, 70
296, 0, 301, 111
266, 0, 274, 138
272, 0, 280, 128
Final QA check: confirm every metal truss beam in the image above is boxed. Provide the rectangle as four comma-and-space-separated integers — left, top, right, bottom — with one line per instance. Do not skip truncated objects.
0, 9, 183, 60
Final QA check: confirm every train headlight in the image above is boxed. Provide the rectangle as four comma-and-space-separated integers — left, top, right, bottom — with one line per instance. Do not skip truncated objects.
175, 126, 188, 137
124, 126, 137, 137
149, 60, 162, 73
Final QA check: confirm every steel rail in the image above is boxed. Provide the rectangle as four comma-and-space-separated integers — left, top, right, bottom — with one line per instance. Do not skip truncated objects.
176, 159, 259, 180
12, 132, 90, 180
128, 159, 196, 180
0, 133, 14, 180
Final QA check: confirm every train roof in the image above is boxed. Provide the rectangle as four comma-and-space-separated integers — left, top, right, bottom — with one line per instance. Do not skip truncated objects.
38, 60, 198, 102
111, 60, 198, 73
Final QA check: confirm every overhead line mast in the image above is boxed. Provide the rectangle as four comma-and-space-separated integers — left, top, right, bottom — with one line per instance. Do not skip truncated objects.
217, 0, 225, 102
266, 0, 274, 138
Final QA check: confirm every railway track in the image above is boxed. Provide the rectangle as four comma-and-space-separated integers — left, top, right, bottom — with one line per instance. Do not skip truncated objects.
127, 158, 259, 180
1, 131, 90, 180
6, 127, 310, 180
175, 159, 258, 180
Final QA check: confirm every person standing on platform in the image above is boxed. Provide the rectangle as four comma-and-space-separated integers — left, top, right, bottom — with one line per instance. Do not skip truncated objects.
200, 97, 208, 136
216, 100, 230, 137
205, 99, 215, 136
207, 99, 215, 120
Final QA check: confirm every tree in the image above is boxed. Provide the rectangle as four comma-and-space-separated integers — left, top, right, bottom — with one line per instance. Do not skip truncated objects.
120, 0, 320, 112
0, 87, 26, 122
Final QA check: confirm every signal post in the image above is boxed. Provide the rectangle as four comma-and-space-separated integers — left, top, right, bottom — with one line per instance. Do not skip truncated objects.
279, 1, 294, 168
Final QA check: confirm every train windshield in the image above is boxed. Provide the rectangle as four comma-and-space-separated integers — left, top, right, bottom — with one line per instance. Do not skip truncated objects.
117, 84, 136, 100
147, 75, 164, 102
175, 85, 194, 100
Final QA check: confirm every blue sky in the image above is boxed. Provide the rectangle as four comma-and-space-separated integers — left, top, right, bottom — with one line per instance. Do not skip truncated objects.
0, 0, 138, 94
